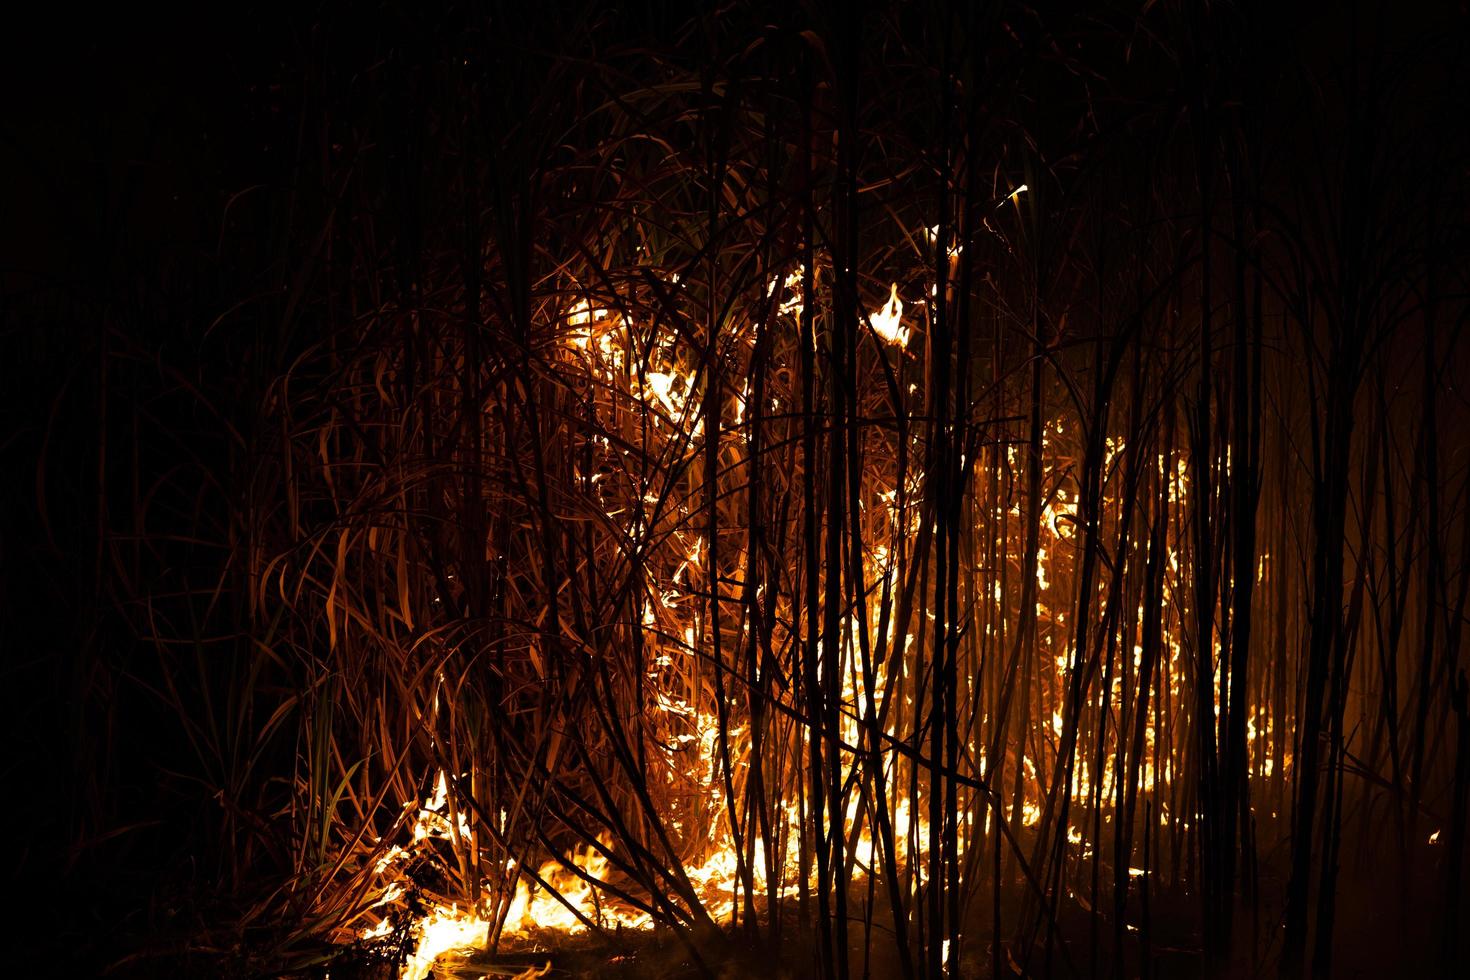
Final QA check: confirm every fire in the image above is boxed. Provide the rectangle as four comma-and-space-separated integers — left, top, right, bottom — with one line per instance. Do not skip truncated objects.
869, 282, 908, 345
340, 258, 1294, 979
361, 779, 660, 977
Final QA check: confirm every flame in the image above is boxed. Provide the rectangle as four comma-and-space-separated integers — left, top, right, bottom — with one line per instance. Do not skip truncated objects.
566, 297, 613, 348
869, 282, 908, 345
769, 269, 804, 318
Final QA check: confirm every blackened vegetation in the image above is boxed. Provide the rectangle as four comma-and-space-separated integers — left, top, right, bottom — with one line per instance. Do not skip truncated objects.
4, 2, 1469, 978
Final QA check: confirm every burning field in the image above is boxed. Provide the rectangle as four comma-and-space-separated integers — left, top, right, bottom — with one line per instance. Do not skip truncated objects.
4, 1, 1468, 977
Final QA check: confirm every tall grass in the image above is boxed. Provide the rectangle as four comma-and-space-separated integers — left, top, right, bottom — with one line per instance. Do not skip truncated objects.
26, 2, 1470, 977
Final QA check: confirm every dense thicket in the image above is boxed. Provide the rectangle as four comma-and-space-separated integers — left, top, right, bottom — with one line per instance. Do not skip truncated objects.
4, 2, 1468, 977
